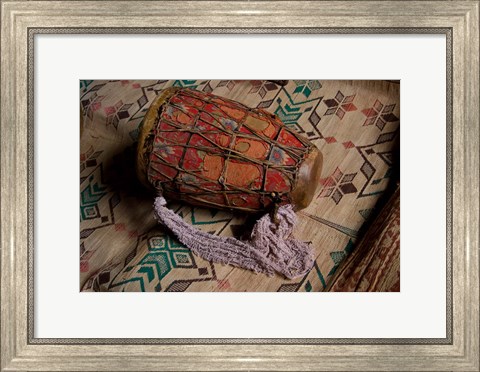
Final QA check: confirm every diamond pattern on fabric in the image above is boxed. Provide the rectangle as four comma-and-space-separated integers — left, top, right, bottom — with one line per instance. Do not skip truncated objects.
80, 80, 400, 292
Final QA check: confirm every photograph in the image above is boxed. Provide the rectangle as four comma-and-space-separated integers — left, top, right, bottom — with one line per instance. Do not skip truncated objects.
80, 79, 400, 292
1, 0, 478, 370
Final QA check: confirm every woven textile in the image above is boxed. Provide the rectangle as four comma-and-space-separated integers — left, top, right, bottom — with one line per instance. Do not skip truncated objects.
80, 80, 400, 292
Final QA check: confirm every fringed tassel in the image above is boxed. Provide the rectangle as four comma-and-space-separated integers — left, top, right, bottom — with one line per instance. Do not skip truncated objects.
153, 197, 314, 279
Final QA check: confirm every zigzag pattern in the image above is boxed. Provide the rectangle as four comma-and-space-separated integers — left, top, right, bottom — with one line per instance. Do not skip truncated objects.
79, 79, 400, 293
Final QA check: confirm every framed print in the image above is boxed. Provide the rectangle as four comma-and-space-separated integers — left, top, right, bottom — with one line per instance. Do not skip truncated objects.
1, 1, 478, 371
77, 78, 400, 293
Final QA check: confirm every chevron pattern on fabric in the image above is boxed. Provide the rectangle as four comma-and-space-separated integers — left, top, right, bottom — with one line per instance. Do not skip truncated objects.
80, 80, 400, 292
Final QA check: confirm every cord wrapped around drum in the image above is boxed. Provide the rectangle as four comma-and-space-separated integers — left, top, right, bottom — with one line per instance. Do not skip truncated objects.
137, 87, 323, 279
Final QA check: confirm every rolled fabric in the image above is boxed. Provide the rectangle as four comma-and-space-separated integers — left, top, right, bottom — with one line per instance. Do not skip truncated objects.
326, 185, 400, 292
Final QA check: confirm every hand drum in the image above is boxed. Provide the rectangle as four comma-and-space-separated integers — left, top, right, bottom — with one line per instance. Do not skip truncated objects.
137, 87, 323, 213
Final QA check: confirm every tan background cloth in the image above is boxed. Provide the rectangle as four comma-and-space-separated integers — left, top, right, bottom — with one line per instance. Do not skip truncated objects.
80, 80, 400, 292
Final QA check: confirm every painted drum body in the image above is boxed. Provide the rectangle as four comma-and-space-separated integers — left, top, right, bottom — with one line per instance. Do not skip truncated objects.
137, 87, 323, 213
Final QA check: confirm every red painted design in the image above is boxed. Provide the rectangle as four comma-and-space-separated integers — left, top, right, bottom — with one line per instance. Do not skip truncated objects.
217, 279, 231, 290
147, 89, 313, 212
342, 141, 355, 149
317, 167, 358, 204
323, 91, 357, 120
115, 223, 126, 231
80, 260, 89, 272
104, 106, 116, 115
362, 100, 399, 129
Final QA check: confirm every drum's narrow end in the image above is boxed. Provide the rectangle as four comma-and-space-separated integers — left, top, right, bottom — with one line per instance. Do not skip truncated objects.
291, 147, 323, 211
136, 112, 157, 191
136, 88, 179, 191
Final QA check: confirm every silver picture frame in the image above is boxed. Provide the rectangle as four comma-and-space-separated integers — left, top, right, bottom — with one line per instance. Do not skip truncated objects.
1, 1, 478, 370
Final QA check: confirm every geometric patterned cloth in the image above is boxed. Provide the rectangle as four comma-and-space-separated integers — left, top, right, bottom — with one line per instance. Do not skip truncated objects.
80, 79, 400, 292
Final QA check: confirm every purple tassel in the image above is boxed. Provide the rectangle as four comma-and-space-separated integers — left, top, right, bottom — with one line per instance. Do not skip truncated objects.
153, 197, 314, 279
